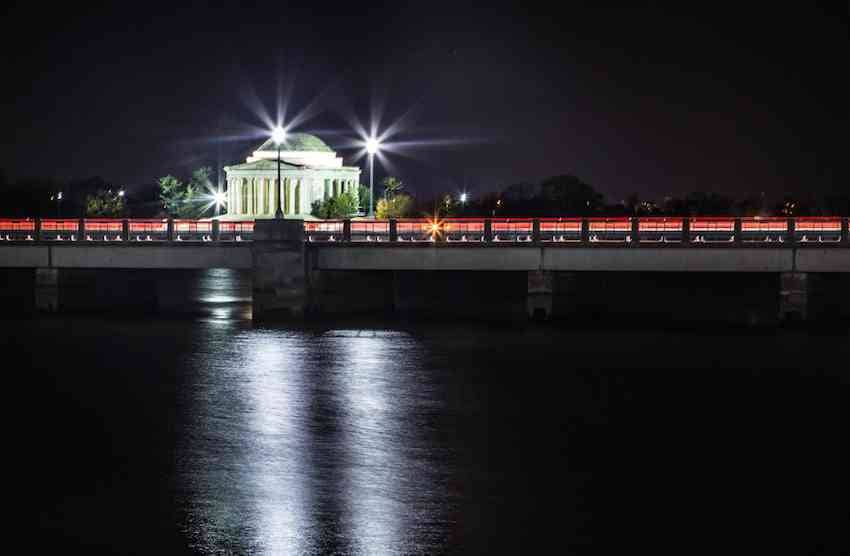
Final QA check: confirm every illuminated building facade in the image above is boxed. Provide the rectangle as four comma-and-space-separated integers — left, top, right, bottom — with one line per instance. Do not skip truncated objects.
223, 133, 360, 219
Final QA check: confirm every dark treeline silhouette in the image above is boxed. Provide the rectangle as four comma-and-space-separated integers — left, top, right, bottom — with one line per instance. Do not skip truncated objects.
3, 169, 849, 219
415, 174, 850, 218
0, 172, 160, 218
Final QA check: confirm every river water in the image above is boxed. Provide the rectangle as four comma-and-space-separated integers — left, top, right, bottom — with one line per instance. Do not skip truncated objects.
12, 270, 849, 553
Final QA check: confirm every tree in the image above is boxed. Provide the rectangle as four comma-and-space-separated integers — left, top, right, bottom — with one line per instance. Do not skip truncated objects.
358, 184, 371, 214
158, 172, 204, 217
158, 175, 185, 216
376, 193, 413, 219
539, 175, 604, 215
735, 193, 766, 216
179, 183, 200, 218
438, 193, 456, 217
625, 193, 640, 214
502, 182, 537, 202
85, 189, 126, 217
188, 167, 212, 199
823, 194, 850, 216
382, 176, 404, 200
683, 191, 733, 215
311, 191, 359, 219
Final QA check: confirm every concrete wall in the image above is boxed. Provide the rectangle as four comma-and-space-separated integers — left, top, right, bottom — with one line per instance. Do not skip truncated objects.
796, 249, 850, 273
2, 241, 848, 323
2, 244, 847, 274
0, 244, 252, 269
313, 246, 837, 273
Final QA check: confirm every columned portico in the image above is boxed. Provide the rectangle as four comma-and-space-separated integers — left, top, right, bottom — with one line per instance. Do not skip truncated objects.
223, 133, 360, 219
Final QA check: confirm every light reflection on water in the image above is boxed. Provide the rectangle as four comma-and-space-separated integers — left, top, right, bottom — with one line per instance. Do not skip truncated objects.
18, 269, 849, 553
180, 325, 445, 554
192, 268, 253, 321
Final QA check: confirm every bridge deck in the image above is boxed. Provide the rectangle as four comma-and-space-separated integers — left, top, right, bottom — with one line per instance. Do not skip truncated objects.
3, 243, 848, 272
1, 216, 849, 272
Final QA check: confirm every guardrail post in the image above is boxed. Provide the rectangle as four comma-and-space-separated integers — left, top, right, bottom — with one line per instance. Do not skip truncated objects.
389, 219, 398, 242
212, 220, 220, 242
733, 218, 742, 245
35, 218, 42, 242
580, 218, 589, 244
167, 218, 175, 241
630, 217, 639, 247
343, 219, 351, 242
532, 218, 541, 243
121, 219, 129, 241
786, 218, 795, 245
682, 218, 691, 246
842, 218, 849, 244
79, 217, 85, 241
484, 219, 493, 242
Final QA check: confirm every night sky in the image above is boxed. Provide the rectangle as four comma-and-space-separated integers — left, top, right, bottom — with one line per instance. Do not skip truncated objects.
2, 3, 847, 204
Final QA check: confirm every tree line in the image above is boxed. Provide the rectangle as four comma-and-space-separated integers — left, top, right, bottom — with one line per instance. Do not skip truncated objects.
416, 175, 850, 219
3, 167, 848, 219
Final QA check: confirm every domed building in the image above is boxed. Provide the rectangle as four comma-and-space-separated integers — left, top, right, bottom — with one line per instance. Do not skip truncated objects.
222, 133, 361, 219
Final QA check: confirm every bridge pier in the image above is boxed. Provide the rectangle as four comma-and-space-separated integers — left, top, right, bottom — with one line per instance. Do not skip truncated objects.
34, 268, 59, 312
251, 219, 308, 320
527, 270, 553, 320
779, 272, 808, 321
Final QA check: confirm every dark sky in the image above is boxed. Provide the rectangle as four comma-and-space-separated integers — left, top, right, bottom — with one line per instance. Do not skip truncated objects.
2, 3, 847, 203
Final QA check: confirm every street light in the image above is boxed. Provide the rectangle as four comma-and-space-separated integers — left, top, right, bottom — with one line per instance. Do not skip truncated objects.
213, 190, 226, 216
460, 192, 468, 205
272, 126, 287, 218
366, 137, 380, 217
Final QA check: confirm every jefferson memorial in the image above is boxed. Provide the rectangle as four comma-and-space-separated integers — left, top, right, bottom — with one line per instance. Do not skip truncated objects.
222, 133, 361, 219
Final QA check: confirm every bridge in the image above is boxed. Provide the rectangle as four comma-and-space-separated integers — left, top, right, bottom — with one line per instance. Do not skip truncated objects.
1, 216, 849, 321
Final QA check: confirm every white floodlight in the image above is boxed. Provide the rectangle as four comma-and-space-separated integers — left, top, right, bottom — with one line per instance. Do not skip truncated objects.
272, 126, 287, 144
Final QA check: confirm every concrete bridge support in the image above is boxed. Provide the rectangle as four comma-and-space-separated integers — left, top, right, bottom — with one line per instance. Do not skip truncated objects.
252, 219, 308, 319
35, 268, 59, 312
779, 272, 808, 321
527, 270, 553, 320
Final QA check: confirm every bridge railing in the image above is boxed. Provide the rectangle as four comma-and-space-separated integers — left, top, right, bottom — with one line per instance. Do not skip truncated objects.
1, 217, 849, 245
0, 218, 37, 241
351, 220, 390, 242
128, 219, 169, 241
540, 218, 583, 243
794, 217, 843, 244
588, 217, 632, 244
638, 217, 684, 243
443, 218, 486, 242
305, 220, 344, 242
218, 221, 254, 242
492, 218, 534, 242
84, 218, 124, 241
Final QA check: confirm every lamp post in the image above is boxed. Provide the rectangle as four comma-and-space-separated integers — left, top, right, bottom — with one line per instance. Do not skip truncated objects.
213, 190, 226, 217
366, 137, 380, 218
272, 126, 287, 219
